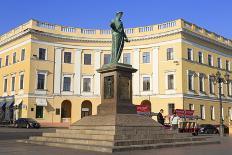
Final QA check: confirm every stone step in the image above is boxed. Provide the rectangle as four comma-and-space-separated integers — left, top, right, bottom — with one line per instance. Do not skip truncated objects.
42, 132, 115, 141
55, 129, 115, 135
29, 136, 114, 147
18, 139, 220, 153
69, 125, 116, 130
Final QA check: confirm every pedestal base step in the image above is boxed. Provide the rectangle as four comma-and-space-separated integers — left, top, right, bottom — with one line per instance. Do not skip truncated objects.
18, 139, 220, 153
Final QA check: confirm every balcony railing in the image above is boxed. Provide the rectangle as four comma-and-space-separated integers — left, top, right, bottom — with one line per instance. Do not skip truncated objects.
158, 21, 176, 29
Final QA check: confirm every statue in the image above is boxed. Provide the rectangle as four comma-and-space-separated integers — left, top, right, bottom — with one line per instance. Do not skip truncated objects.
110, 12, 129, 63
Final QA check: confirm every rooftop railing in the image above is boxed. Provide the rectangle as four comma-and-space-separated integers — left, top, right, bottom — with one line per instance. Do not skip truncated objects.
158, 21, 176, 29
36, 21, 55, 29
81, 29, 96, 34
61, 26, 76, 33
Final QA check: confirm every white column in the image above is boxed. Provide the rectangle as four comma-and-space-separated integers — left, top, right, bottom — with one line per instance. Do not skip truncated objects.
152, 46, 159, 94
94, 50, 101, 95
54, 47, 62, 94
74, 48, 82, 95
133, 48, 140, 95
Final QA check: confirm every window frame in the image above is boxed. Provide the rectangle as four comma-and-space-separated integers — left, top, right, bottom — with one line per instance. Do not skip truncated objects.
36, 72, 47, 90
123, 53, 131, 64
142, 52, 150, 63
198, 51, 203, 64
11, 76, 16, 92
208, 54, 213, 66
3, 77, 7, 93
142, 76, 151, 91
36, 106, 44, 118
103, 54, 111, 65
62, 76, 72, 91
200, 105, 205, 120
187, 48, 193, 61
63, 51, 72, 63
13, 52, 17, 64
167, 48, 174, 60
19, 72, 24, 90
38, 48, 47, 60
21, 49, 26, 61
83, 53, 92, 65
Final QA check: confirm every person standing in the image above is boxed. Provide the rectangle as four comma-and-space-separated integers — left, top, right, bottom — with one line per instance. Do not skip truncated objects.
171, 112, 180, 130
157, 109, 165, 125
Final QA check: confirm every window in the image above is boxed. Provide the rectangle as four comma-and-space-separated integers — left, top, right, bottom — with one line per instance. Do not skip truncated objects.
142, 52, 150, 63
217, 57, 222, 68
39, 48, 46, 60
37, 73, 45, 89
104, 54, 111, 64
11, 76, 15, 91
189, 104, 194, 110
168, 103, 175, 115
167, 48, 174, 60
199, 75, 204, 92
229, 108, 232, 121
229, 83, 232, 96
198, 52, 203, 63
167, 74, 174, 90
208, 54, 213, 66
83, 78, 91, 92
200, 105, 205, 120
84, 54, 91, 65
187, 48, 193, 61
19, 74, 24, 89
5, 55, 9, 66
36, 106, 43, 118
123, 53, 131, 64
209, 77, 214, 94
143, 77, 150, 91
222, 107, 224, 121
63, 77, 71, 91
21, 49, 25, 61
0, 58, 2, 68
3, 78, 7, 92
64, 52, 72, 63
220, 83, 223, 95
188, 74, 194, 91
210, 106, 215, 120
226, 60, 230, 71
13, 52, 16, 64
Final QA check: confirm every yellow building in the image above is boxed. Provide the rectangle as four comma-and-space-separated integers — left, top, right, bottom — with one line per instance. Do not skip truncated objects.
0, 19, 232, 127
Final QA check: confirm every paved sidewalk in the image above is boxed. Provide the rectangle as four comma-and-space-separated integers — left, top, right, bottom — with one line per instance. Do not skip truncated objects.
0, 136, 231, 155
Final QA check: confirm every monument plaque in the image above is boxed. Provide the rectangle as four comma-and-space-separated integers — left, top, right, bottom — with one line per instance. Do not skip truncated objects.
104, 76, 114, 99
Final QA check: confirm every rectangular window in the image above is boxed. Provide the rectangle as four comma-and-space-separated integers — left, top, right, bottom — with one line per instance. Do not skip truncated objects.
39, 48, 46, 60
226, 60, 230, 71
21, 49, 25, 61
0, 58, 2, 68
167, 74, 174, 90
167, 48, 174, 60
5, 55, 9, 66
229, 107, 232, 121
37, 73, 45, 89
187, 48, 193, 61
209, 77, 214, 94
36, 106, 43, 118
168, 103, 175, 115
217, 57, 222, 68
123, 53, 131, 64
64, 52, 72, 63
83, 78, 91, 92
20, 74, 24, 89
84, 54, 91, 65
210, 106, 215, 120
13, 52, 16, 64
198, 52, 203, 63
104, 54, 111, 64
11, 76, 15, 91
189, 104, 194, 110
63, 77, 71, 91
4, 78, 7, 92
200, 105, 205, 120
142, 52, 150, 63
199, 76, 204, 92
143, 77, 150, 91
208, 54, 213, 66
188, 74, 194, 91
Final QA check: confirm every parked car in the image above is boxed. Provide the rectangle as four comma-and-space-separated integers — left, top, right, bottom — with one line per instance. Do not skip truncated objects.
199, 124, 219, 134
14, 118, 40, 129
214, 124, 229, 134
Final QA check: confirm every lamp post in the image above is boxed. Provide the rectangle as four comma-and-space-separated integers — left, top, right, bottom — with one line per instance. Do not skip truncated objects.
210, 71, 230, 137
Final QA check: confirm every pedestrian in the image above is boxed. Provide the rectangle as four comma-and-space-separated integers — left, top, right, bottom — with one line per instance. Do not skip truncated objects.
171, 112, 180, 130
157, 109, 165, 125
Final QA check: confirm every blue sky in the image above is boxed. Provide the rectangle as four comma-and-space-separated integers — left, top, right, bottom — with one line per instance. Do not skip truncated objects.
1, 0, 232, 38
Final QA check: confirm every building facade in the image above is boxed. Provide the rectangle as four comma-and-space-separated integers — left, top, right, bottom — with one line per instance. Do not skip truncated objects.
0, 19, 232, 126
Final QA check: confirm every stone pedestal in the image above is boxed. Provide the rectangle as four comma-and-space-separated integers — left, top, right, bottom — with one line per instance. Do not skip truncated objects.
21, 63, 219, 153
97, 63, 137, 115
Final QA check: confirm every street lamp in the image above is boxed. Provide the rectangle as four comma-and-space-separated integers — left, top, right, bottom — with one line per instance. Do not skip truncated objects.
210, 71, 230, 137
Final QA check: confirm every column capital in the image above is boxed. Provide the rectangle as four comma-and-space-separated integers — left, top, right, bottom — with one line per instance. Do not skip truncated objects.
152, 46, 160, 50
133, 48, 140, 52
94, 49, 103, 53
76, 48, 82, 52
55, 47, 64, 51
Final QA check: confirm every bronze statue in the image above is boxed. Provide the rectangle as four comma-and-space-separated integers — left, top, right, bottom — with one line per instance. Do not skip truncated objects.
110, 12, 129, 63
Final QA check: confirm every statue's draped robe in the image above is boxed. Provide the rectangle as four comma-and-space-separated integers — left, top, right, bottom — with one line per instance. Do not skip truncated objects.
110, 19, 125, 63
